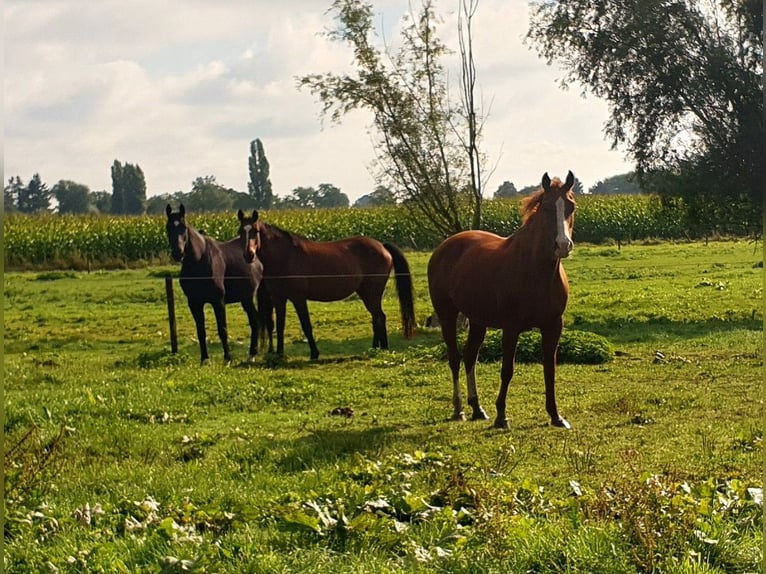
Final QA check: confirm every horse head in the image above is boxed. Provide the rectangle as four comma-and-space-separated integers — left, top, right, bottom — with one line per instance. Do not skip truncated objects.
539, 171, 576, 259
165, 204, 189, 262
237, 209, 261, 263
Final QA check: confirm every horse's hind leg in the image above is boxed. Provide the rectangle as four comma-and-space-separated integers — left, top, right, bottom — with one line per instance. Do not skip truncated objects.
494, 328, 521, 429
189, 303, 209, 364
274, 298, 287, 355
241, 298, 259, 362
463, 324, 489, 421
211, 301, 231, 364
291, 298, 319, 360
360, 292, 387, 349
437, 307, 464, 421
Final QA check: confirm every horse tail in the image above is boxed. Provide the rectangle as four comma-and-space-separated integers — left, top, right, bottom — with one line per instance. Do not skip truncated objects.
256, 284, 274, 352
383, 243, 416, 339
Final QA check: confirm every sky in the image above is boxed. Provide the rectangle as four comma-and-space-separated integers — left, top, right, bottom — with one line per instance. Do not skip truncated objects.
4, 0, 635, 203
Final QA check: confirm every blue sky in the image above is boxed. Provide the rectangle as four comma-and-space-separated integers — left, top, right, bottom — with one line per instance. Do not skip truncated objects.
5, 0, 634, 201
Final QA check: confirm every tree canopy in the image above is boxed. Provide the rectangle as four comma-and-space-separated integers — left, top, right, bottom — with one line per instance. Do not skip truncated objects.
298, 0, 487, 236
527, 0, 763, 228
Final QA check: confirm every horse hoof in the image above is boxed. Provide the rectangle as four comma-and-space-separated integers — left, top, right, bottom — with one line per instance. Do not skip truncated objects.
471, 409, 490, 421
452, 412, 466, 422
552, 417, 571, 429
493, 418, 509, 429
246, 355, 257, 364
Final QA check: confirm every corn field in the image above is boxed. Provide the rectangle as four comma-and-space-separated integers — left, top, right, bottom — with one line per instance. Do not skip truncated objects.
3, 195, 699, 269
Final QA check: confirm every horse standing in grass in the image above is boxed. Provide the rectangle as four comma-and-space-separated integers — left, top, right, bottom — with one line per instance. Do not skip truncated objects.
236, 210, 416, 360
166, 204, 266, 364
427, 171, 576, 429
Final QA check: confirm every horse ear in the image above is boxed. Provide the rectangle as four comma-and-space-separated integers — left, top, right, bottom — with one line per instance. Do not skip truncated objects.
564, 171, 575, 191
166, 204, 172, 218
252, 210, 259, 222
179, 204, 186, 218
542, 172, 551, 192
237, 209, 245, 221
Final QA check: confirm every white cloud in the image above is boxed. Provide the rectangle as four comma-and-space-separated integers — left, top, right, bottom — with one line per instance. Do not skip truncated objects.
4, 0, 632, 201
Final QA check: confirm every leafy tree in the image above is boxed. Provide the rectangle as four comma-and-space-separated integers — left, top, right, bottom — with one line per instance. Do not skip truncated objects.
248, 138, 273, 209
90, 191, 112, 214
184, 176, 235, 213
527, 0, 763, 228
110, 160, 124, 214
122, 164, 147, 214
53, 180, 92, 214
493, 181, 518, 199
4, 176, 23, 213
354, 185, 397, 207
298, 0, 487, 237
18, 173, 51, 213
111, 160, 147, 214
589, 173, 645, 195
316, 183, 349, 208
280, 186, 318, 209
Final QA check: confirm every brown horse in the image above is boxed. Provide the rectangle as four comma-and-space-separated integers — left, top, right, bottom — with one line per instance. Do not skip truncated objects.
165, 204, 266, 364
427, 171, 576, 429
237, 210, 416, 360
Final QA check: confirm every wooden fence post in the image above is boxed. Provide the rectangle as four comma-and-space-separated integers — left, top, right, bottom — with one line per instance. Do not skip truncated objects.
165, 275, 178, 354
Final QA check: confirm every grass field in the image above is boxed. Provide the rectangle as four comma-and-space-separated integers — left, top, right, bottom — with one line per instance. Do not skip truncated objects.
3, 240, 763, 573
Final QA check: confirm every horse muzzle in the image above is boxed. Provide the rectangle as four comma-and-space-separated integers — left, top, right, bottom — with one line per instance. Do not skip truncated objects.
554, 237, 573, 259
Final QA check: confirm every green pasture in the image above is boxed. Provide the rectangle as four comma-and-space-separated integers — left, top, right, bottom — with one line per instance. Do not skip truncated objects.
3, 240, 763, 573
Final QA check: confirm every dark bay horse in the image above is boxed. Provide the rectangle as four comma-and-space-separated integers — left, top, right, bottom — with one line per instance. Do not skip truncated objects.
236, 210, 416, 360
427, 171, 576, 429
166, 204, 266, 364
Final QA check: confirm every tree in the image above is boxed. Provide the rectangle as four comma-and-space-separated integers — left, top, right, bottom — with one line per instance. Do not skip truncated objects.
122, 163, 147, 214
354, 185, 397, 207
4, 176, 23, 213
493, 181, 518, 199
527, 0, 763, 228
589, 173, 645, 195
111, 160, 124, 214
53, 180, 92, 214
18, 173, 51, 213
90, 191, 112, 214
298, 0, 487, 237
111, 160, 146, 214
248, 138, 273, 210
316, 183, 350, 208
184, 176, 235, 212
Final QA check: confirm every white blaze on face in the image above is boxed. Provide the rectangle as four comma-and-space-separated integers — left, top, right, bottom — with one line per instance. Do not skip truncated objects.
554, 197, 573, 258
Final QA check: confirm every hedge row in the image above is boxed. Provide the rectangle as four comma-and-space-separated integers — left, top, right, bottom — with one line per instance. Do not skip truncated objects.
0, 195, 703, 268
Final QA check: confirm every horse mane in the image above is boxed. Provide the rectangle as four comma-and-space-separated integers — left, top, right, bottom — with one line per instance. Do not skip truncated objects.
520, 188, 545, 224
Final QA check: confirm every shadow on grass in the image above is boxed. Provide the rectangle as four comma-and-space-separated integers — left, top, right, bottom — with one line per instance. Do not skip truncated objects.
570, 316, 762, 345
272, 424, 408, 473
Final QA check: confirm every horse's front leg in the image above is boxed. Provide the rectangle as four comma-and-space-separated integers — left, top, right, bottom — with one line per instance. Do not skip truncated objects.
212, 300, 231, 364
495, 328, 521, 429
242, 298, 259, 362
541, 318, 570, 429
274, 298, 287, 355
188, 302, 209, 365
291, 299, 319, 360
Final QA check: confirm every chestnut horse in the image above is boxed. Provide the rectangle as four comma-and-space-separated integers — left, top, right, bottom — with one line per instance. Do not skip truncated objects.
237, 210, 416, 360
427, 171, 576, 429
166, 204, 267, 364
